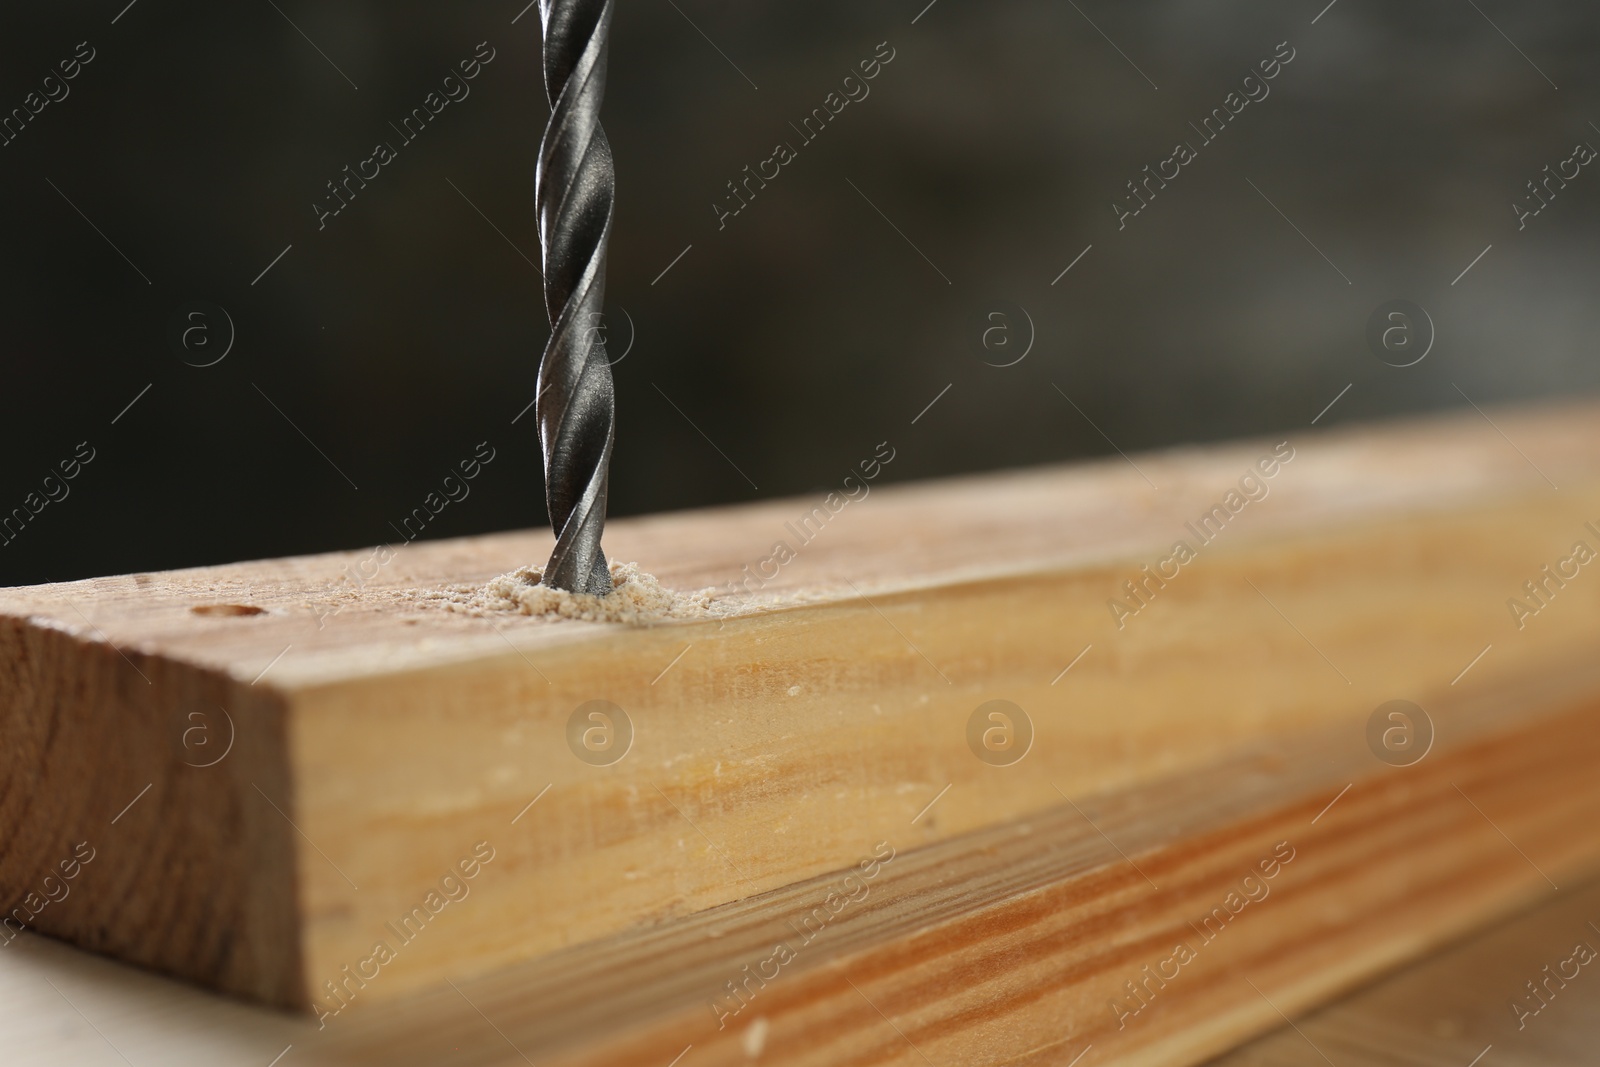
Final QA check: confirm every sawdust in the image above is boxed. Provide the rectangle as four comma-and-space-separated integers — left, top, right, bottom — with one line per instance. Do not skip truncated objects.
427, 561, 732, 625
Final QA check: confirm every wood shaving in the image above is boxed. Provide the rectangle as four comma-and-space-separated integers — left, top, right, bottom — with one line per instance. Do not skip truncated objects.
427, 561, 733, 625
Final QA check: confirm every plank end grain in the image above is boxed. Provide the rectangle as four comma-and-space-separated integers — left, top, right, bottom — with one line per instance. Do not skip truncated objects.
0, 613, 304, 1005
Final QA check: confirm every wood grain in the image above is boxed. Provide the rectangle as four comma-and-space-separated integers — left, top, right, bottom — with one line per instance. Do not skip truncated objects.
2, 402, 1599, 1016
3, 666, 1598, 1067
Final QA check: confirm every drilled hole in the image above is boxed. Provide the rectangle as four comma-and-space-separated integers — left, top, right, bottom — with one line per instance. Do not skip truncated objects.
191, 604, 266, 617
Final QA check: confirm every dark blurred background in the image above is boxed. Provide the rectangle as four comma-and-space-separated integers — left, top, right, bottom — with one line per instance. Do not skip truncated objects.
2, 0, 1596, 586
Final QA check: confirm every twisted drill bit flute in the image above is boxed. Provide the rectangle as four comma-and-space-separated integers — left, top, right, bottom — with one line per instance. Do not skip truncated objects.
535, 0, 616, 595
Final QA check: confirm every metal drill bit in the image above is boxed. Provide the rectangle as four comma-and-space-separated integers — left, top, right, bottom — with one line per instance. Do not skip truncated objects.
535, 0, 616, 595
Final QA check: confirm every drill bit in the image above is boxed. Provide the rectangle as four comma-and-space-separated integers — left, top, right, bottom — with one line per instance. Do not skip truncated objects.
535, 0, 617, 595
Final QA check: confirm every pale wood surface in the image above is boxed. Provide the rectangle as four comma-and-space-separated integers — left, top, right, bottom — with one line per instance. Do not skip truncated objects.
3, 401, 1600, 1026
1, 401, 1594, 688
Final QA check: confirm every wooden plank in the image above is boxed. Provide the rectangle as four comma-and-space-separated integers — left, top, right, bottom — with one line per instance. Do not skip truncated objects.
2, 664, 1597, 1066
1209, 880, 1600, 1066
2, 402, 1599, 1014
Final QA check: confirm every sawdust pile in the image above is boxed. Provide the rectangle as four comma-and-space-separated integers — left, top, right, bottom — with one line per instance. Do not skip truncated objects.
428, 561, 731, 624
